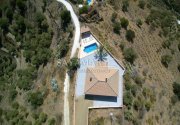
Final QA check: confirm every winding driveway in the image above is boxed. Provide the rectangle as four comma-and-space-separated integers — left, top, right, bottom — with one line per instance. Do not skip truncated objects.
56, 0, 80, 125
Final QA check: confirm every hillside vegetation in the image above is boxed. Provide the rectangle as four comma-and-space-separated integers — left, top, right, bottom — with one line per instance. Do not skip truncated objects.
0, 0, 73, 125
77, 0, 180, 124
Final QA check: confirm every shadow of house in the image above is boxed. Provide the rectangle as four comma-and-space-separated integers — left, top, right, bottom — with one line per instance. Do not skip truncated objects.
85, 94, 117, 102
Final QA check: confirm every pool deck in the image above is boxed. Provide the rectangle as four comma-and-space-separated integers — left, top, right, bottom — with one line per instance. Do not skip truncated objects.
79, 34, 100, 58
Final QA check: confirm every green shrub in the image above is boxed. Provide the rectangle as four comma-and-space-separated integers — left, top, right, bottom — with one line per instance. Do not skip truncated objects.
119, 42, 125, 51
161, 55, 172, 67
124, 110, 134, 121
113, 21, 121, 34
178, 64, 180, 72
27, 91, 44, 108
67, 58, 80, 72
122, 0, 129, 12
123, 48, 137, 64
134, 76, 143, 86
39, 112, 47, 123
162, 40, 171, 48
120, 17, 129, 29
133, 99, 142, 111
138, 0, 146, 9
0, 18, 9, 32
145, 101, 151, 111
111, 12, 117, 22
123, 91, 133, 109
12, 102, 19, 109
9, 89, 18, 101
48, 118, 56, 125
79, 5, 88, 14
60, 10, 71, 29
173, 82, 180, 100
136, 19, 143, 27
126, 29, 135, 42
178, 43, 180, 51
131, 84, 138, 96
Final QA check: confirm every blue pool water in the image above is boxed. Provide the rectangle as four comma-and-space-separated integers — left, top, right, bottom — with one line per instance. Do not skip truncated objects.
87, 0, 92, 5
84, 43, 98, 53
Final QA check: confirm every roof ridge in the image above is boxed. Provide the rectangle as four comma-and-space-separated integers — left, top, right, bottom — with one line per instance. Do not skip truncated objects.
85, 68, 98, 93
106, 70, 119, 96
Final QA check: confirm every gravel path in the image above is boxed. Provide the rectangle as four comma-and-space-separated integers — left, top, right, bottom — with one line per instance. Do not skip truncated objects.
56, 0, 80, 125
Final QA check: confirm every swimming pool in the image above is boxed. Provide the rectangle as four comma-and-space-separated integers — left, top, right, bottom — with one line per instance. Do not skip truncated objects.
84, 43, 98, 53
87, 0, 92, 5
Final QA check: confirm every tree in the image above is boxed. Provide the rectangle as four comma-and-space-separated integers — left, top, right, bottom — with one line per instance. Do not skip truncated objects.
27, 91, 44, 108
0, 18, 9, 32
16, 0, 27, 15
48, 118, 56, 125
123, 48, 137, 64
138, 0, 146, 9
67, 58, 80, 73
39, 112, 47, 123
60, 10, 71, 29
178, 64, 180, 72
113, 22, 121, 34
79, 5, 88, 14
178, 43, 180, 51
120, 17, 129, 29
124, 110, 134, 121
136, 19, 143, 27
173, 82, 180, 100
161, 55, 172, 67
95, 46, 107, 61
9, 89, 18, 101
126, 30, 135, 42
122, 0, 129, 12
6, 8, 13, 23
57, 41, 69, 58
35, 12, 45, 27
123, 91, 133, 109
111, 12, 117, 22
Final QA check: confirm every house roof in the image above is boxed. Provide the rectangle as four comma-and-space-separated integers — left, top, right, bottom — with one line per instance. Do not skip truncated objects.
84, 62, 119, 97
81, 26, 90, 34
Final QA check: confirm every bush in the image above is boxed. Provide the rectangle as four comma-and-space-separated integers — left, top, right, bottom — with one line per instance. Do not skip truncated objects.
178, 43, 180, 51
0, 18, 9, 32
173, 82, 180, 100
120, 17, 129, 29
123, 91, 133, 109
9, 89, 18, 101
67, 58, 80, 73
12, 102, 19, 109
57, 40, 69, 58
161, 55, 172, 67
79, 5, 88, 14
126, 30, 135, 42
61, 10, 71, 29
133, 99, 142, 111
178, 64, 180, 72
39, 112, 47, 123
122, 0, 129, 12
138, 0, 146, 9
134, 76, 143, 86
145, 101, 151, 111
124, 110, 134, 121
123, 48, 137, 64
113, 22, 121, 34
48, 118, 56, 125
119, 42, 125, 51
162, 40, 171, 49
111, 12, 117, 22
136, 19, 143, 27
27, 91, 44, 108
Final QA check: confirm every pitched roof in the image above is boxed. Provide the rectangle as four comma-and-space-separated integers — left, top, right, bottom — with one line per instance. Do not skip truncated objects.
84, 62, 119, 97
